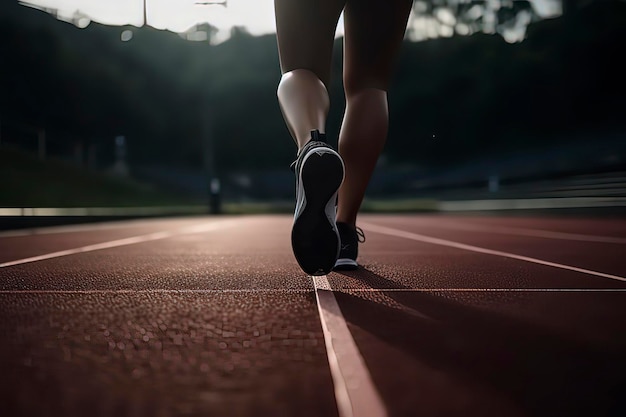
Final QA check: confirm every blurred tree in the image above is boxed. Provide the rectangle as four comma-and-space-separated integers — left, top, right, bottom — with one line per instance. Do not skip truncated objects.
408, 0, 545, 43
0, 0, 623, 174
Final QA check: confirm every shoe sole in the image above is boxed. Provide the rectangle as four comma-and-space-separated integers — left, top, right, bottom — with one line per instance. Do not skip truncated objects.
333, 258, 358, 271
292, 149, 344, 276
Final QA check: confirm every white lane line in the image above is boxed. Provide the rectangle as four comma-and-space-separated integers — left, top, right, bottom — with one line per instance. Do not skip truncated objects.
0, 218, 189, 238
0, 216, 228, 238
0, 206, 207, 217
0, 289, 308, 294
313, 275, 387, 417
361, 223, 626, 283
438, 197, 626, 211
343, 288, 626, 292
2, 288, 622, 295
432, 221, 626, 244
0, 221, 235, 268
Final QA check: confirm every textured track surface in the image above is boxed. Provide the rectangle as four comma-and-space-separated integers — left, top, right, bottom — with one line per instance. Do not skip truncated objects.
1, 214, 625, 417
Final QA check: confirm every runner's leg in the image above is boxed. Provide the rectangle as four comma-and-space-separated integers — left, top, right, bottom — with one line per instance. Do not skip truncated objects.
274, 0, 345, 149
337, 0, 413, 226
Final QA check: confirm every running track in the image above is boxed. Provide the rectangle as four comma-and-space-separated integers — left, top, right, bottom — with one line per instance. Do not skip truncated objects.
1, 214, 625, 417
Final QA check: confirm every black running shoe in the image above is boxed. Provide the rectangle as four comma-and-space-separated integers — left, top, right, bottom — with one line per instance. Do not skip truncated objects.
291, 130, 344, 275
291, 130, 345, 276
333, 222, 365, 271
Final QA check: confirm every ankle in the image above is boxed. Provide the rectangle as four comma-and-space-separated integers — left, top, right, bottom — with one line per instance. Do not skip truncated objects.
336, 219, 356, 229
298, 130, 327, 153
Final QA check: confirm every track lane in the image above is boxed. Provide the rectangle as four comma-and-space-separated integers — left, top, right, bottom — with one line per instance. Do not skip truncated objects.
361, 215, 626, 279
1, 213, 625, 417
0, 291, 338, 417
1, 215, 341, 416
0, 216, 311, 291
0, 217, 236, 264
336, 288, 625, 417
328, 215, 626, 417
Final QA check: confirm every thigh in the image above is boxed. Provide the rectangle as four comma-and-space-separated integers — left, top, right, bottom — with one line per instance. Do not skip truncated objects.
274, 0, 346, 88
274, 0, 345, 87
343, 0, 413, 94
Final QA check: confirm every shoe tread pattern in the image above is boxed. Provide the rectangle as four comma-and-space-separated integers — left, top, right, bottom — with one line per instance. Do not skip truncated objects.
292, 150, 343, 275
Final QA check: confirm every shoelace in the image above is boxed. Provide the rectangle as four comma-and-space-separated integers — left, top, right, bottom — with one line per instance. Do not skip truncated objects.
355, 226, 366, 243
290, 130, 328, 172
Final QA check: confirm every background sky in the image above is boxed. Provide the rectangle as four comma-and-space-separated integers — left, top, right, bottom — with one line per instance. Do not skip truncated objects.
21, 0, 296, 35
21, 0, 561, 43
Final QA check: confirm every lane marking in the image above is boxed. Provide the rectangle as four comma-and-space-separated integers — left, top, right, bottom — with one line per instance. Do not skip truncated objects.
0, 218, 200, 238
1, 288, 624, 295
361, 223, 626, 283
431, 221, 626, 244
438, 197, 626, 211
0, 221, 235, 268
343, 288, 626, 292
313, 276, 388, 417
0, 206, 207, 217
0, 289, 309, 294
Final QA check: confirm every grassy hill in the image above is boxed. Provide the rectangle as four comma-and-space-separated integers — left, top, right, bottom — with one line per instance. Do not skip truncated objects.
0, 146, 201, 207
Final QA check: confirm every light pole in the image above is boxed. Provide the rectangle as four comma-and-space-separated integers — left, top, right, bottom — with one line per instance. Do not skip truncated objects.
196, 0, 227, 214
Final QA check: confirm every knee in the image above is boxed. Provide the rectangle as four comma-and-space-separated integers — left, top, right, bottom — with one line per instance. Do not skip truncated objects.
343, 80, 388, 104
343, 73, 389, 100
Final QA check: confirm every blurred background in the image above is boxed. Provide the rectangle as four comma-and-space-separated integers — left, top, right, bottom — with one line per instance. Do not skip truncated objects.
0, 0, 624, 215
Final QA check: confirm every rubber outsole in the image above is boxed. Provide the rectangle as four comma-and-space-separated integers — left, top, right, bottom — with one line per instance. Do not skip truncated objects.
333, 258, 358, 271
292, 151, 344, 276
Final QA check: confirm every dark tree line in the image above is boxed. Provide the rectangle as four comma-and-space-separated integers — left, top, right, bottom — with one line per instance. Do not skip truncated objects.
1, 0, 624, 173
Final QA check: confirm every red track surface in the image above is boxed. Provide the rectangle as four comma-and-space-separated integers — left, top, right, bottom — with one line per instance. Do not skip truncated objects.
1, 214, 625, 417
